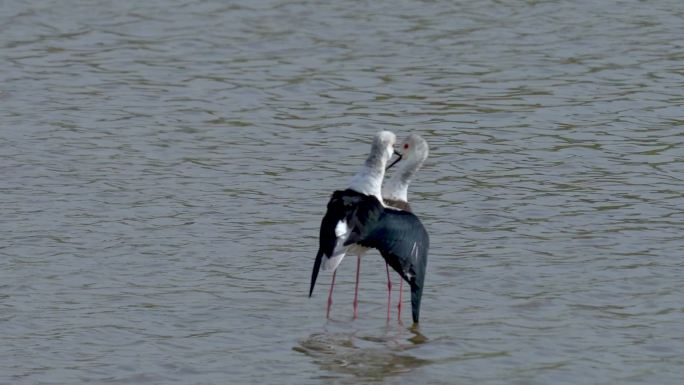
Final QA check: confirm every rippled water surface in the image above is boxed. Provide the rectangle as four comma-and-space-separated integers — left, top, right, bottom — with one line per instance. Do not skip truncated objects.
2, 0, 684, 384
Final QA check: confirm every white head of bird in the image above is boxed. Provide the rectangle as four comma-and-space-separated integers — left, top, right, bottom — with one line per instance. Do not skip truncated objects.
348, 130, 397, 202
382, 133, 429, 202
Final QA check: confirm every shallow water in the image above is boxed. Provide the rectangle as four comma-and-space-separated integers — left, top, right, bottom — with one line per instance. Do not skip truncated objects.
2, 0, 684, 384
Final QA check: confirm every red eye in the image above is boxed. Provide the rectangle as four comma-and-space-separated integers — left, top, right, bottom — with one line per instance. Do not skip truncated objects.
403, 144, 409, 149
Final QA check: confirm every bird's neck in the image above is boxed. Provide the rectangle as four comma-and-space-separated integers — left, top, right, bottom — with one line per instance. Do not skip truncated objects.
382, 157, 420, 203
348, 148, 386, 202
382, 178, 409, 202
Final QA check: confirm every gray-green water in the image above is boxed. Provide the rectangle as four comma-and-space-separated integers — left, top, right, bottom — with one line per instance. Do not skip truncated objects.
2, 1, 683, 384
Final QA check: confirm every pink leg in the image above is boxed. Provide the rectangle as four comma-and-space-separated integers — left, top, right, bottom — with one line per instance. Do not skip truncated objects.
385, 263, 392, 321
398, 278, 403, 322
326, 270, 336, 319
353, 255, 361, 319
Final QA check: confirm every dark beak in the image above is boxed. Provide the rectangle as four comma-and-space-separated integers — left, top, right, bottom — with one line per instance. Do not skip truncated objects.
386, 150, 402, 170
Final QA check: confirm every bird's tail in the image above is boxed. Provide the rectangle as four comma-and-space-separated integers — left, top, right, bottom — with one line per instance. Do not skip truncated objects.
410, 285, 423, 324
309, 249, 324, 297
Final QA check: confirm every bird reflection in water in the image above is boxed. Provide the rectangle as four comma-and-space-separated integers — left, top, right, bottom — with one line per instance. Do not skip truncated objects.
294, 325, 430, 381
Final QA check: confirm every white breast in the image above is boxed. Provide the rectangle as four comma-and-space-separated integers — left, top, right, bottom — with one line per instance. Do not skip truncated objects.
321, 220, 370, 271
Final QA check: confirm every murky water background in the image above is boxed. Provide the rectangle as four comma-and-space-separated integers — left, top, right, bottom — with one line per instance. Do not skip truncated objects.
2, 0, 683, 384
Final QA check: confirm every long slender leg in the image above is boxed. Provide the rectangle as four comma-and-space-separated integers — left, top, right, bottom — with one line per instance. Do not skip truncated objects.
326, 270, 336, 319
385, 263, 392, 321
397, 278, 403, 322
353, 255, 361, 319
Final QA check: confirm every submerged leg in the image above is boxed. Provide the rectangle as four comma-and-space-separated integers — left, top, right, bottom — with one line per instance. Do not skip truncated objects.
385, 263, 392, 321
326, 270, 336, 319
353, 255, 361, 319
398, 278, 403, 322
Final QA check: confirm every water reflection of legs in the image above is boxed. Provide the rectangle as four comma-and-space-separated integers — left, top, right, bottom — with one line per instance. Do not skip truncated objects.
295, 324, 430, 382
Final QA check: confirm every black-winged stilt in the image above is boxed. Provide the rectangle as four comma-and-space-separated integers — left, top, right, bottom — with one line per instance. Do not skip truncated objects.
309, 131, 399, 319
381, 134, 429, 323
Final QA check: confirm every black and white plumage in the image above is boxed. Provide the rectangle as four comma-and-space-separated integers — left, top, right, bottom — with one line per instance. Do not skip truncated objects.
309, 131, 430, 323
309, 189, 383, 299
380, 133, 430, 323
309, 189, 429, 323
353, 207, 429, 323
308, 131, 397, 319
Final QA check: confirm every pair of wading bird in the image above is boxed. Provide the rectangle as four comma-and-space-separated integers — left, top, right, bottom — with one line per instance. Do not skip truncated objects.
309, 131, 430, 324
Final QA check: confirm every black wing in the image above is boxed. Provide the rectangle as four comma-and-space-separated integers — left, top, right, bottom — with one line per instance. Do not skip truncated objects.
309, 189, 383, 297
353, 208, 429, 323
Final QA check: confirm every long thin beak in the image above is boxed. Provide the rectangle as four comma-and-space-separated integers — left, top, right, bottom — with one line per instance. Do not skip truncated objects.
386, 150, 402, 170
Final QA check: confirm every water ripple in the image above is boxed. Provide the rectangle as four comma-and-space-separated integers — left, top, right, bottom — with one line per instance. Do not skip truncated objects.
2, 0, 684, 384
